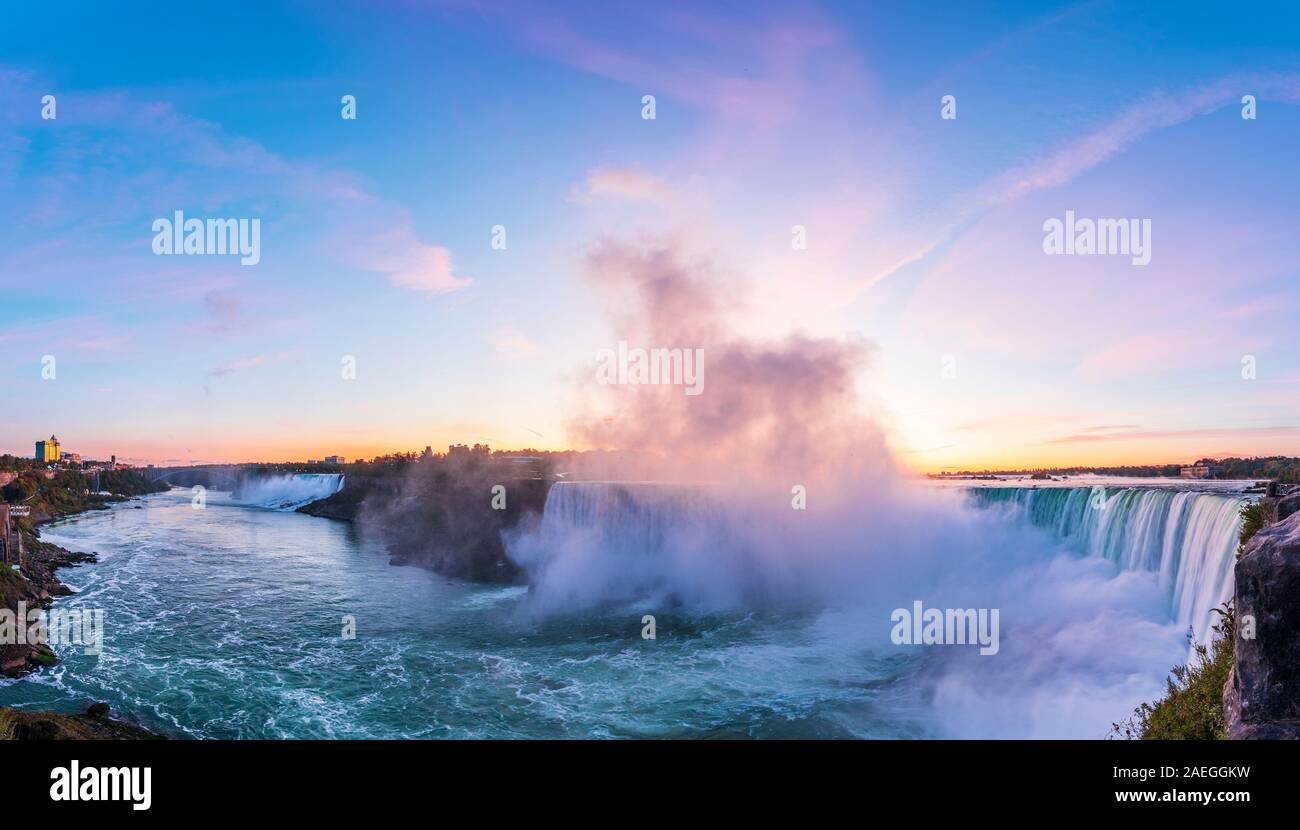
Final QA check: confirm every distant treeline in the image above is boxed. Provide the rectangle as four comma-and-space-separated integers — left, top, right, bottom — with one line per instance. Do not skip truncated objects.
939, 456, 1300, 483
236, 445, 612, 478
1210, 457, 1300, 483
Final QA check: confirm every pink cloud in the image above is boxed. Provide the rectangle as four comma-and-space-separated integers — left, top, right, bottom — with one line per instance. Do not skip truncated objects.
353, 227, 471, 294
491, 328, 539, 358
572, 167, 671, 204
74, 335, 129, 351
426, 0, 868, 133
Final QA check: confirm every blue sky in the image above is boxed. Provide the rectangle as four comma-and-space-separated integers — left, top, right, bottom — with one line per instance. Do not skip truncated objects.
1, 0, 1298, 468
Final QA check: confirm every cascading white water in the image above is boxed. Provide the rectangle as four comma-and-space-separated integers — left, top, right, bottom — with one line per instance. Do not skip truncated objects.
513, 481, 756, 611
535, 480, 1246, 646
539, 481, 720, 553
966, 486, 1247, 643
233, 473, 345, 511
518, 479, 1234, 736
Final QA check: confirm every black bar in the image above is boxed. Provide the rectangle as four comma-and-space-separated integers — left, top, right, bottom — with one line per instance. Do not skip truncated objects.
9, 739, 1282, 817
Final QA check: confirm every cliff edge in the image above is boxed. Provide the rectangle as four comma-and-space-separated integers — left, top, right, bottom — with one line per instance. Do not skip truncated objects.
1225, 505, 1300, 739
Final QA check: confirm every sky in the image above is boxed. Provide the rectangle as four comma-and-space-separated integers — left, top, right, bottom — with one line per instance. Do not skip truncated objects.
1, 0, 1298, 471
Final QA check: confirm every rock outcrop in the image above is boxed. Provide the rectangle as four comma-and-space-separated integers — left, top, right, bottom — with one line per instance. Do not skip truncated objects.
1277, 493, 1300, 523
0, 704, 159, 740
1225, 508, 1300, 739
1, 533, 95, 678
298, 465, 553, 583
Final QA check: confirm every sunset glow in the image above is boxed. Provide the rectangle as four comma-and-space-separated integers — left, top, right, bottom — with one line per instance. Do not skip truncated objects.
2, 1, 1298, 471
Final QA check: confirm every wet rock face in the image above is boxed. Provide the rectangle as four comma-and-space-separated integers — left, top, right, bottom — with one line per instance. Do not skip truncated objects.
1226, 511, 1300, 739
1276, 493, 1300, 523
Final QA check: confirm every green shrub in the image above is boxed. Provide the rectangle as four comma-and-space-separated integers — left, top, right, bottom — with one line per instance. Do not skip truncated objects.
1237, 501, 1270, 559
0, 564, 21, 587
1111, 604, 1234, 740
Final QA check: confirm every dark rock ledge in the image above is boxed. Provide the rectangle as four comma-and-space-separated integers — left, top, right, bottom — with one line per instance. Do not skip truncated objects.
1, 535, 96, 677
0, 703, 160, 740
1225, 506, 1300, 739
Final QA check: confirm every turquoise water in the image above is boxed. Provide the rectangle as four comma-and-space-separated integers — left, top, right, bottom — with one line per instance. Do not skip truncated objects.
0, 489, 918, 738
0, 482, 1250, 738
966, 486, 1246, 643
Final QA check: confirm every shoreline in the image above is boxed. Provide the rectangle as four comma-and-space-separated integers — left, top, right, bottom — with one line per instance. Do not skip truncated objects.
0, 523, 97, 677
1, 495, 162, 739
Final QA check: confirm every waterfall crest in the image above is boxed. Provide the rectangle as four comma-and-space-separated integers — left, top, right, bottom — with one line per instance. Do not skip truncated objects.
540, 481, 721, 552
966, 486, 1246, 642
233, 473, 346, 511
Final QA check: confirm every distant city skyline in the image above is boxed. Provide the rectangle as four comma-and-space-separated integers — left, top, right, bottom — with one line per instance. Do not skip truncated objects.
3, 1, 1299, 471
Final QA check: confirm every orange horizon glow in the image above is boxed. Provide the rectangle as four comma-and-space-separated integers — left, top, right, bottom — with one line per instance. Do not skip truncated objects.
43, 428, 1296, 471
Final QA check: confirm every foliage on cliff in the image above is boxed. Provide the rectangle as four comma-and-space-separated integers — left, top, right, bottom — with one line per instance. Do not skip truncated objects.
1110, 605, 1235, 740
1113, 502, 1274, 740
1, 466, 167, 521
1236, 500, 1271, 559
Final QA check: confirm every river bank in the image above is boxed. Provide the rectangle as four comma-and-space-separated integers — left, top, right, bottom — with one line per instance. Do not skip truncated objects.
1, 471, 166, 738
1, 528, 163, 738
0, 702, 160, 739
0, 534, 95, 677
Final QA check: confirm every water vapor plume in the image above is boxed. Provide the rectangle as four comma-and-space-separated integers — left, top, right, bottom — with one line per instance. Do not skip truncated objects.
567, 237, 893, 488
499, 237, 1203, 738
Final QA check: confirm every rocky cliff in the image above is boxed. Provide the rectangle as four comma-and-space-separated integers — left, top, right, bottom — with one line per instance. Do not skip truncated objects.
297, 464, 553, 583
1225, 495, 1300, 739
0, 534, 94, 677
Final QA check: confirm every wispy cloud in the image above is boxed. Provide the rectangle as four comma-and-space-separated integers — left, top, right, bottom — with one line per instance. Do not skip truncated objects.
353, 227, 471, 294
491, 328, 538, 358
571, 166, 671, 204
436, 0, 860, 131
974, 73, 1300, 212
847, 72, 1300, 300
1049, 425, 1300, 445
0, 67, 468, 298
208, 349, 302, 378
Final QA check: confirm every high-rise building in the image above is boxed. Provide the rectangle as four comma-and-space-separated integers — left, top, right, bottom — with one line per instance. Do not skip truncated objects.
35, 435, 60, 463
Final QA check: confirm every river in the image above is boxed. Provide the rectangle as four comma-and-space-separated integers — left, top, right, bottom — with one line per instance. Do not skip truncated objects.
0, 478, 1251, 738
